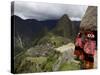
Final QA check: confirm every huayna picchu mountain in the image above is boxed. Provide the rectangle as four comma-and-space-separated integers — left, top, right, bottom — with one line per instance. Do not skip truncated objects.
52, 14, 73, 38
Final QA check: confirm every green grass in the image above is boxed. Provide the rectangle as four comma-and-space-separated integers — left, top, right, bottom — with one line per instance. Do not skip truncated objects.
25, 57, 47, 64
59, 61, 80, 71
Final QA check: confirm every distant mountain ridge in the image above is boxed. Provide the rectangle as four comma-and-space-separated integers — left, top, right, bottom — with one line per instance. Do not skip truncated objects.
12, 15, 80, 39
12, 15, 58, 39
12, 14, 80, 50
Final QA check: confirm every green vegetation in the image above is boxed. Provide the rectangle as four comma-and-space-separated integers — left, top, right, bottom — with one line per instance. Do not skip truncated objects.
14, 14, 81, 73
38, 32, 71, 47
59, 61, 80, 71
14, 31, 80, 73
14, 45, 62, 73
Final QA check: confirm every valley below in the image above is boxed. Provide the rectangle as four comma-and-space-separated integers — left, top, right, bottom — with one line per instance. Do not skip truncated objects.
14, 42, 81, 73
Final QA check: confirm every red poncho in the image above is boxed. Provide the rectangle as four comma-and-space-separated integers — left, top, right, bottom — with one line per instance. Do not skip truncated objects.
84, 39, 96, 56
75, 37, 83, 48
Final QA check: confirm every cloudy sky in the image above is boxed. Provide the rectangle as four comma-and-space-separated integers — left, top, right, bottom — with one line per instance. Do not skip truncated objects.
12, 1, 88, 21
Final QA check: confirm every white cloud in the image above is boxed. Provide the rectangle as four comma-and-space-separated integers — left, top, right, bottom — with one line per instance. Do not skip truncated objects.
14, 1, 88, 21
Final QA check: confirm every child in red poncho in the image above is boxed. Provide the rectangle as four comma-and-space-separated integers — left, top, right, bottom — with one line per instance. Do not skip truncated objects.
74, 32, 84, 61
83, 31, 96, 69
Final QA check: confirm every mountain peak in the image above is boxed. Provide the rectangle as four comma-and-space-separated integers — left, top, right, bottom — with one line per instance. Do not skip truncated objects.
60, 14, 70, 21
61, 14, 69, 18
52, 14, 72, 37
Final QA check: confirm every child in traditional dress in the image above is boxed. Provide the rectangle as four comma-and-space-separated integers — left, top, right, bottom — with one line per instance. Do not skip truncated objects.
74, 32, 84, 60
83, 31, 96, 69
